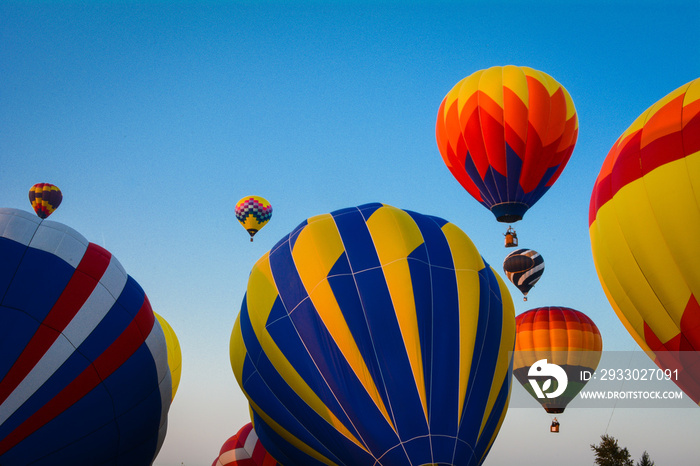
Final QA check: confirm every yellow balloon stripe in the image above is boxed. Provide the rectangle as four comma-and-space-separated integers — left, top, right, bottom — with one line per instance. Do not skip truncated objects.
291, 213, 394, 429
478, 66, 506, 109
476, 266, 515, 440
365, 206, 427, 423
440, 223, 486, 422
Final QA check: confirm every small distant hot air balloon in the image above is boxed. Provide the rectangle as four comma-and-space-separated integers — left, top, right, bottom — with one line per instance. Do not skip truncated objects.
154, 312, 182, 401
436, 65, 578, 243
590, 77, 700, 404
212, 423, 280, 466
503, 248, 544, 300
235, 196, 272, 242
513, 307, 602, 431
28, 183, 62, 219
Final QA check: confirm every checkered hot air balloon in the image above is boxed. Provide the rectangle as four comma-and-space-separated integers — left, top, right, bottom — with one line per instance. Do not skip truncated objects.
503, 248, 544, 301
590, 76, 700, 404
28, 183, 62, 219
235, 196, 272, 242
0, 208, 171, 465
231, 203, 516, 466
436, 66, 578, 224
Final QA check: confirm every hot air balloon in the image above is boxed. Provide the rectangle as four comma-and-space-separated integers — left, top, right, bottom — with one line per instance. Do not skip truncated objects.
589, 77, 700, 403
513, 307, 602, 430
230, 202, 516, 466
0, 207, 171, 465
155, 312, 182, 401
212, 423, 280, 466
235, 196, 272, 242
435, 65, 578, 242
503, 248, 544, 301
28, 183, 62, 219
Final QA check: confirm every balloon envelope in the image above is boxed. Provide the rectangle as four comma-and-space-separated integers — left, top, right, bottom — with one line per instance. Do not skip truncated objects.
436, 65, 578, 222
212, 423, 280, 466
28, 183, 62, 219
231, 202, 515, 466
589, 77, 700, 403
513, 307, 602, 413
0, 208, 171, 465
235, 196, 272, 241
503, 248, 544, 299
154, 312, 182, 401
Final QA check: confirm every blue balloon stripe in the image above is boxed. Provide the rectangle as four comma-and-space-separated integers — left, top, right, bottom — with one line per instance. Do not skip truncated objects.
269, 237, 309, 314
405, 251, 433, 418
0, 308, 40, 387
253, 412, 344, 466
406, 212, 462, 437
472, 360, 512, 463
1, 387, 119, 465
332, 207, 381, 273
239, 307, 351, 463
0, 238, 30, 305
458, 269, 505, 444
2, 246, 75, 324
505, 143, 523, 202
326, 260, 393, 415
352, 267, 429, 442
463, 151, 498, 208
288, 298, 402, 455
0, 346, 94, 441
245, 299, 398, 462
522, 164, 560, 207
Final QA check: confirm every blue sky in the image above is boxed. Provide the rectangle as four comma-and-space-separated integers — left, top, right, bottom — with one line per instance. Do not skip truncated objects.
2, 1, 699, 465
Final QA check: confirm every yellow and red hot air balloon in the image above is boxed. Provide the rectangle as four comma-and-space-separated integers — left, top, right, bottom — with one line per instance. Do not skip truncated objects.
235, 196, 272, 242
28, 183, 62, 219
436, 66, 578, 241
513, 307, 602, 430
590, 77, 700, 403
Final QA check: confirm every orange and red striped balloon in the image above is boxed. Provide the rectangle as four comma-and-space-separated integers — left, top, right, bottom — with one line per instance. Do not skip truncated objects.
590, 77, 700, 403
513, 306, 602, 413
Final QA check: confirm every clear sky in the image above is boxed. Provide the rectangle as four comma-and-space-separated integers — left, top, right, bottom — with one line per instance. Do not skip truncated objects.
2, 1, 699, 465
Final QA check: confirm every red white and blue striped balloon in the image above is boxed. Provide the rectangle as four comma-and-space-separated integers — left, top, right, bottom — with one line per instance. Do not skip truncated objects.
0, 208, 171, 465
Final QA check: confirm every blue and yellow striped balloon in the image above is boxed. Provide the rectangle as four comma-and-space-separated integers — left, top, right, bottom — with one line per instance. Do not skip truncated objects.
230, 203, 515, 466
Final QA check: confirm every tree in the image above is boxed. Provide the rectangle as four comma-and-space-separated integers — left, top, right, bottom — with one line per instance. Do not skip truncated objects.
637, 451, 654, 466
590, 434, 634, 466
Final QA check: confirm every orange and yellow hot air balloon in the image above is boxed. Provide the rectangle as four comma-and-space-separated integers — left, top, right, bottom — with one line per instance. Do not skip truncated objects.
436, 66, 578, 225
28, 183, 62, 219
513, 307, 602, 417
589, 77, 700, 403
